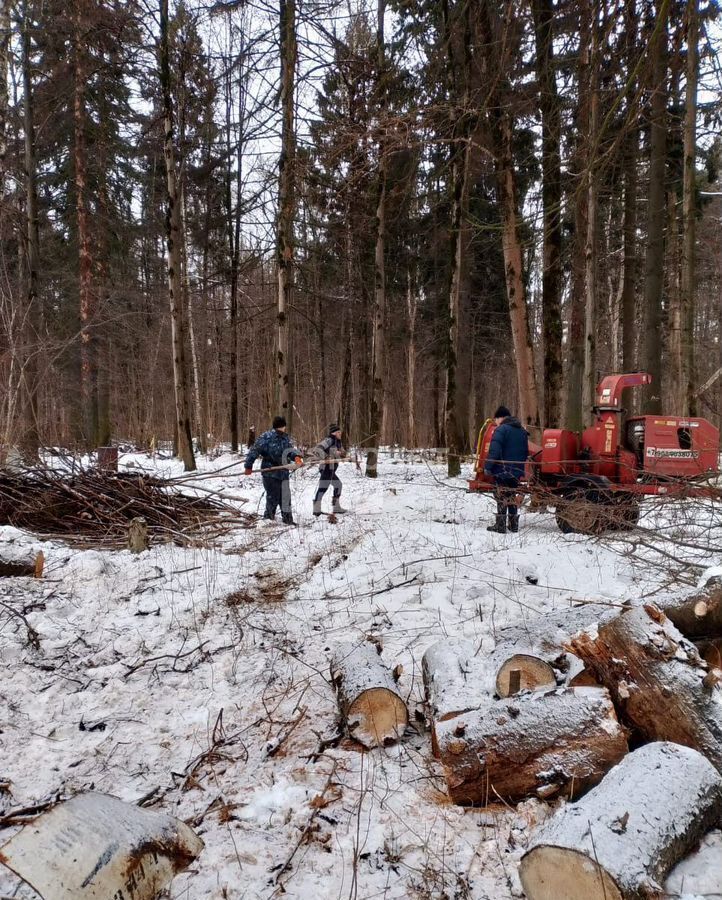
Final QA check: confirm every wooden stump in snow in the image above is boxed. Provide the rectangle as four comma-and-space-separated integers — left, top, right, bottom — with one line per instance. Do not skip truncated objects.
492, 604, 613, 697
520, 741, 722, 900
570, 603, 722, 771
330, 642, 408, 748
435, 686, 627, 805
660, 576, 722, 639
127, 516, 149, 553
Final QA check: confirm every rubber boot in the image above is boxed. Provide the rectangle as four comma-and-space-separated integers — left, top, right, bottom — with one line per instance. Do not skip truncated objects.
332, 497, 347, 514
281, 513, 297, 527
487, 515, 507, 534
508, 515, 519, 533
313, 499, 323, 517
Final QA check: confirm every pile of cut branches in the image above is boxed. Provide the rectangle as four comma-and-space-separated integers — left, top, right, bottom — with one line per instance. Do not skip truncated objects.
0, 466, 255, 547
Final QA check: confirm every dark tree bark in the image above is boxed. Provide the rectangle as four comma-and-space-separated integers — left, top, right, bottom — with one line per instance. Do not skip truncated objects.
20, 3, 40, 459
366, 0, 386, 478
642, 0, 669, 415
276, 0, 296, 425
159, 0, 195, 471
680, 0, 698, 415
531, 0, 563, 428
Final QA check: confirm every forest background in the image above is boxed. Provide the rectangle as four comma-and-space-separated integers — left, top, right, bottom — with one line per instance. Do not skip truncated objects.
0, 0, 720, 476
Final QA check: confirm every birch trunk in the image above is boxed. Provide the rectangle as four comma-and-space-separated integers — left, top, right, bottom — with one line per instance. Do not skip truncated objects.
159, 0, 195, 471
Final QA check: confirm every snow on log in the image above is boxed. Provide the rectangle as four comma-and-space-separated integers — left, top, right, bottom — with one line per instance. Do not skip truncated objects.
570, 603, 722, 771
492, 604, 614, 697
422, 638, 495, 755
330, 642, 408, 748
0, 792, 204, 900
435, 686, 627, 805
519, 741, 722, 900
659, 576, 722, 639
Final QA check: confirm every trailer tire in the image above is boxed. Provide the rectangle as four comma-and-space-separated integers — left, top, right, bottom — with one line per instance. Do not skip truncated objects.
555, 489, 606, 535
614, 495, 640, 530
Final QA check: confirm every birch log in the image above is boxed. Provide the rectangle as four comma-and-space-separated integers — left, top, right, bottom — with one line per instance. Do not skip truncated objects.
570, 603, 722, 770
330, 643, 408, 748
520, 741, 722, 900
436, 686, 627, 805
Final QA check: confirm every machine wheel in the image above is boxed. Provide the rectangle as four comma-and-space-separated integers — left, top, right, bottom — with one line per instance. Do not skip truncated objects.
555, 489, 608, 535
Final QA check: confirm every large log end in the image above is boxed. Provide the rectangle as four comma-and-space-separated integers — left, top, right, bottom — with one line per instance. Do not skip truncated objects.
347, 687, 408, 749
520, 846, 623, 900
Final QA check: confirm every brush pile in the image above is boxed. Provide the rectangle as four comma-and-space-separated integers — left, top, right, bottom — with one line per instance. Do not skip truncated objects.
0, 466, 254, 546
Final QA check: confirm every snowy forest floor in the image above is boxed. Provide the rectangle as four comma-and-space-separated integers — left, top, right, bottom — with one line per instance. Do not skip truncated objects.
0, 450, 720, 899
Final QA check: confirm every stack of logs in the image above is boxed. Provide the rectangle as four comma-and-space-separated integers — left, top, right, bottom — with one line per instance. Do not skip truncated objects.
327, 579, 722, 897
421, 575, 722, 900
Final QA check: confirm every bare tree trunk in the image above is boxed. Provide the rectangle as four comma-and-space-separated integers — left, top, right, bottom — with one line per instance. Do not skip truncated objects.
159, 0, 195, 471
73, 0, 97, 450
496, 113, 540, 429
667, 187, 682, 408
0, 0, 9, 201
406, 263, 417, 448
531, 0, 563, 428
681, 0, 698, 415
276, 0, 296, 425
582, 9, 599, 421
445, 129, 471, 477
20, 4, 39, 459
565, 0, 590, 431
366, 0, 386, 478
642, 0, 669, 415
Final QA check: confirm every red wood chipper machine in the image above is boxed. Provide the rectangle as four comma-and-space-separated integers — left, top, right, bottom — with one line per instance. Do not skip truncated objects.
469, 372, 721, 534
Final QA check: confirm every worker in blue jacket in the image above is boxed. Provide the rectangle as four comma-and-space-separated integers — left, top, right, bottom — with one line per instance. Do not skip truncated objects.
244, 416, 303, 525
483, 405, 529, 533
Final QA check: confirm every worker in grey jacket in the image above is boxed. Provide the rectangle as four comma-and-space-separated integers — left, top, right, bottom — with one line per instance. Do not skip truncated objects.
312, 424, 347, 516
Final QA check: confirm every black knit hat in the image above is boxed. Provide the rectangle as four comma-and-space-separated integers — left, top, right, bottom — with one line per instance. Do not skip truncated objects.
494, 405, 511, 419
272, 415, 287, 429
328, 423, 341, 435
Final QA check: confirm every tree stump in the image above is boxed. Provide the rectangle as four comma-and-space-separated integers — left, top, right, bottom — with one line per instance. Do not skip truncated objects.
330, 642, 408, 748
570, 603, 722, 771
127, 516, 149, 553
436, 686, 627, 805
520, 741, 722, 900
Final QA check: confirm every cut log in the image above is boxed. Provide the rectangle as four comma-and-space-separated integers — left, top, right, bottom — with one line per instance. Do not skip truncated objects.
520, 741, 722, 900
330, 642, 408, 748
422, 638, 495, 755
435, 686, 627, 805
570, 603, 722, 771
659, 576, 722, 639
492, 604, 614, 697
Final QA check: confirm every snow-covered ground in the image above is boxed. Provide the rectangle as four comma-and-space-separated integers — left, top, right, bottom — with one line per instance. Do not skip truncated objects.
0, 451, 720, 899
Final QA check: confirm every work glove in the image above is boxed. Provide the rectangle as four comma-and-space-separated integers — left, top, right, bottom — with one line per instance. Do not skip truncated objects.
292, 456, 304, 469
244, 468, 253, 476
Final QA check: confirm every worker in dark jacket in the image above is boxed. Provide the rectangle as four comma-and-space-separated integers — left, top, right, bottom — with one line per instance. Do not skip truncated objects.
244, 416, 303, 525
312, 424, 347, 516
483, 405, 529, 533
